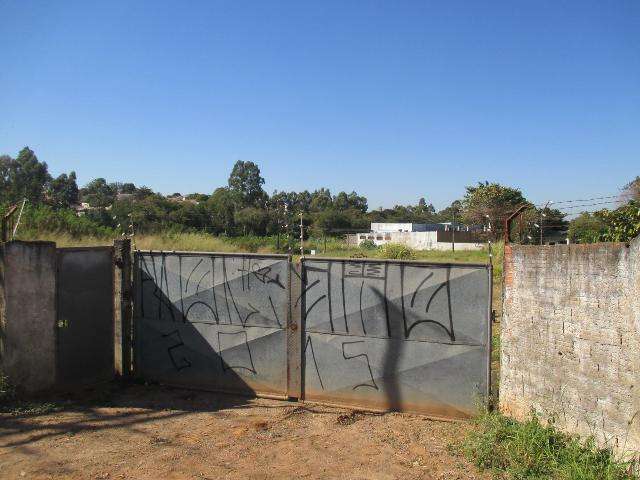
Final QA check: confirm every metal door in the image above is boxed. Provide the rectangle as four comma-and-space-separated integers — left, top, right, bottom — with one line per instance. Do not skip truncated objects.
56, 247, 115, 386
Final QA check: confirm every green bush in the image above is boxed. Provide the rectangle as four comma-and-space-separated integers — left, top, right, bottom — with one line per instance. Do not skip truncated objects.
600, 201, 640, 243
377, 243, 416, 260
14, 204, 114, 239
568, 212, 606, 244
359, 239, 377, 250
462, 411, 637, 479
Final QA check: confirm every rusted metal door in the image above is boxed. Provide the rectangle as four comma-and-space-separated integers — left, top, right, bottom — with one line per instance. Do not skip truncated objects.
299, 258, 491, 418
56, 247, 115, 386
134, 251, 290, 398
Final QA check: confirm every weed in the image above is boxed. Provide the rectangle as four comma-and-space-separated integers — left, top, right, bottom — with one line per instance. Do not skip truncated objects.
461, 410, 637, 479
359, 239, 377, 250
0, 374, 61, 416
377, 243, 417, 260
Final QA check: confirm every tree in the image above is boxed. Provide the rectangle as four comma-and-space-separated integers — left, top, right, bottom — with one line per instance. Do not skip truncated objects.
0, 155, 12, 203
416, 197, 436, 218
310, 188, 333, 212
6, 147, 51, 204
461, 182, 528, 238
228, 160, 267, 207
208, 187, 240, 234
333, 191, 368, 213
347, 191, 368, 213
568, 212, 605, 244
81, 178, 116, 207
49, 171, 79, 208
333, 192, 350, 211
622, 176, 640, 202
235, 207, 269, 235
599, 201, 640, 242
313, 210, 350, 236
120, 183, 137, 194
134, 186, 154, 200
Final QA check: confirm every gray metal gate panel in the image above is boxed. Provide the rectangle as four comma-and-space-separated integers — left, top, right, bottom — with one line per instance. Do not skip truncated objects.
135, 251, 289, 397
301, 258, 491, 417
56, 247, 114, 386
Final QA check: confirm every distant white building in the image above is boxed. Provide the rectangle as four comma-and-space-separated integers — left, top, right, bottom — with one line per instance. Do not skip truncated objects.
346, 222, 486, 251
370, 223, 430, 233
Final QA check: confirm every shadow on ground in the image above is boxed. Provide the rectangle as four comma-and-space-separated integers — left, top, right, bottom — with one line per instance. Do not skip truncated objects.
0, 382, 279, 448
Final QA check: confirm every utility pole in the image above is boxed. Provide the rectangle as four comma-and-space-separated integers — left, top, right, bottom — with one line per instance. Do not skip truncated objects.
451, 208, 456, 252
299, 213, 304, 258
284, 203, 291, 255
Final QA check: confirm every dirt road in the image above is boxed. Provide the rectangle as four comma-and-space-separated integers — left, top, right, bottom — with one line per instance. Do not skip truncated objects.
0, 385, 488, 480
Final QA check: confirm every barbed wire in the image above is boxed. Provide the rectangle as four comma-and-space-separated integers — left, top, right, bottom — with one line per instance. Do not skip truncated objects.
534, 191, 635, 207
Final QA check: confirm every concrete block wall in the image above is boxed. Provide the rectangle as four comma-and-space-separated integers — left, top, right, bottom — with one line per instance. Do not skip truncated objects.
500, 237, 640, 454
0, 241, 58, 393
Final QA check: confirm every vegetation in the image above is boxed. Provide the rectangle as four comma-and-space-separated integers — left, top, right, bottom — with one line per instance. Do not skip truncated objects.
567, 212, 606, 244
462, 410, 637, 480
376, 243, 417, 260
0, 374, 60, 415
599, 201, 640, 242
1, 146, 639, 246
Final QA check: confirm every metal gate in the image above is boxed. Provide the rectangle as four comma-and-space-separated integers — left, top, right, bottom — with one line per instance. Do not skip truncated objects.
300, 258, 491, 417
133, 251, 491, 417
134, 251, 290, 397
56, 247, 115, 386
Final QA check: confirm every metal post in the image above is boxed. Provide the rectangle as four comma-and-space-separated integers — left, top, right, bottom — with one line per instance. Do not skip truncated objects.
113, 238, 132, 378
451, 210, 456, 252
299, 213, 304, 258
11, 198, 26, 239
539, 210, 542, 245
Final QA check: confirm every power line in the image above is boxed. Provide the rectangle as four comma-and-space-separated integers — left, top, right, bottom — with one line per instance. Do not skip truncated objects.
534, 192, 634, 207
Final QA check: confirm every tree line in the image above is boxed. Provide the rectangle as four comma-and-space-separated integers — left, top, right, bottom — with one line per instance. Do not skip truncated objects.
1, 147, 638, 243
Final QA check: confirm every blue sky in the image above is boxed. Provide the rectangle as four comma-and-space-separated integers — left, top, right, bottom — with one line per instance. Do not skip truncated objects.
1, 0, 638, 210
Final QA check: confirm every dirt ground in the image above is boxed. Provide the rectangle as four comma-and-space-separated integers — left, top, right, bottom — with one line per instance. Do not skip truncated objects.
0, 384, 490, 480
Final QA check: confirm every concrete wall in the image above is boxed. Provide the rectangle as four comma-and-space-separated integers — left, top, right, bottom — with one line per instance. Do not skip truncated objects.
356, 231, 485, 251
500, 238, 640, 455
0, 241, 57, 393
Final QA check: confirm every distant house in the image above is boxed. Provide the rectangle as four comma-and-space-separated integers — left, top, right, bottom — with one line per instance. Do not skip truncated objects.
167, 195, 199, 205
73, 202, 93, 216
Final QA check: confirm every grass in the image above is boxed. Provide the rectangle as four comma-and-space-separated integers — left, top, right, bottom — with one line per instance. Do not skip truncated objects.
461, 410, 638, 480
0, 374, 61, 416
17, 230, 499, 264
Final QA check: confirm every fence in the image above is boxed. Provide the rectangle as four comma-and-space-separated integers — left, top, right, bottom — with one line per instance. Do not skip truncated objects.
0, 241, 492, 418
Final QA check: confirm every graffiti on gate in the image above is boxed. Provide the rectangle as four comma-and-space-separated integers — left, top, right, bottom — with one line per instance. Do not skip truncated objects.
300, 259, 490, 415
136, 253, 288, 390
